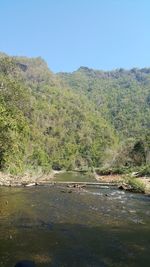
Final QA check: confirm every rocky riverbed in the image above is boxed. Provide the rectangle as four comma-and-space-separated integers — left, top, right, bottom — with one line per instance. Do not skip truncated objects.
0, 171, 150, 195
0, 170, 59, 187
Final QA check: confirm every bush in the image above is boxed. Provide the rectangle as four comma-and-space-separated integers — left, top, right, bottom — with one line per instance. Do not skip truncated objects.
124, 175, 146, 193
138, 165, 150, 176
95, 166, 131, 175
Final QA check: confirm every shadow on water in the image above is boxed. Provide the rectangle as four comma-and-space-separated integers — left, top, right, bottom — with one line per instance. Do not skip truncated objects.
0, 186, 150, 267
1, 222, 150, 267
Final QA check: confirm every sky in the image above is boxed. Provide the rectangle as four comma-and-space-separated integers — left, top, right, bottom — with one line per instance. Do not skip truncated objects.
0, 0, 150, 72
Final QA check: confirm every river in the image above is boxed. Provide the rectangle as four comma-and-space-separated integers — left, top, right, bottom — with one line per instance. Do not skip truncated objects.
0, 172, 150, 267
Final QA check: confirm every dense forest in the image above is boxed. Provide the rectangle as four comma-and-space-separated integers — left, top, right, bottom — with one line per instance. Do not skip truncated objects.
0, 53, 149, 174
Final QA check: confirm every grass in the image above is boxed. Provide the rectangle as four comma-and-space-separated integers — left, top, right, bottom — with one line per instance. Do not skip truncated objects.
124, 175, 146, 193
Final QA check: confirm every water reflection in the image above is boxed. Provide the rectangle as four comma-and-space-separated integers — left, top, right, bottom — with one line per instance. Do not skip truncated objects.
53, 171, 96, 182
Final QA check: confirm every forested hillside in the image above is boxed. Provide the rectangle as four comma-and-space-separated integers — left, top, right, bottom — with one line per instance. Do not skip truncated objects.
0, 55, 117, 174
58, 67, 150, 168
0, 53, 149, 174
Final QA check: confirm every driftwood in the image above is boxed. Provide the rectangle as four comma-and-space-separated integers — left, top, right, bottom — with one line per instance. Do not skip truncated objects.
54, 181, 117, 186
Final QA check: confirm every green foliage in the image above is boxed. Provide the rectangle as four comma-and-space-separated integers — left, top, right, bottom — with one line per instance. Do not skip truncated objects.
59, 66, 150, 167
0, 54, 150, 174
124, 175, 146, 193
138, 165, 150, 176
95, 167, 130, 175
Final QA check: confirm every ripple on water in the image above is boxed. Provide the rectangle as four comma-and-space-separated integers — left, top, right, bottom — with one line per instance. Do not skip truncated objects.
0, 185, 150, 267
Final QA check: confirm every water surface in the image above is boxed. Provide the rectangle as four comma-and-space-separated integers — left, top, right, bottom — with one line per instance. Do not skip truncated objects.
53, 171, 96, 182
0, 180, 150, 267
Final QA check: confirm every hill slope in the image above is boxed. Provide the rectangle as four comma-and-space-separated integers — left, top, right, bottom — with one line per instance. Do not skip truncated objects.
58, 67, 150, 167
0, 55, 117, 174
0, 54, 149, 174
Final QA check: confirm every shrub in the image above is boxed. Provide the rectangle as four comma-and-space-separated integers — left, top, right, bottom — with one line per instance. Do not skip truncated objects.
124, 175, 146, 193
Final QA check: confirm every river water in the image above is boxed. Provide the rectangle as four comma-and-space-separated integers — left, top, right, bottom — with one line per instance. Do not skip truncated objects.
0, 173, 150, 267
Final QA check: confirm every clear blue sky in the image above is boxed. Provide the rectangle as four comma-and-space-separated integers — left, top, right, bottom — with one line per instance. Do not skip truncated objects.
0, 0, 150, 72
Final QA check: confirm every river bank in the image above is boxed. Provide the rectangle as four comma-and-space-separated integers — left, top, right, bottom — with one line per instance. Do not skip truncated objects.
0, 170, 62, 187
0, 170, 149, 195
95, 173, 150, 195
